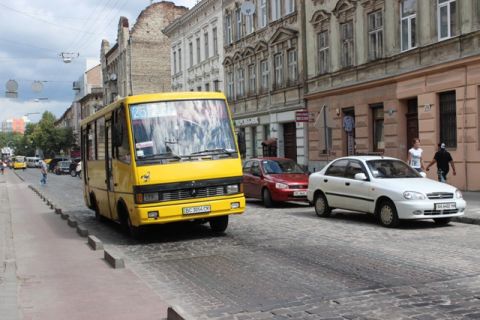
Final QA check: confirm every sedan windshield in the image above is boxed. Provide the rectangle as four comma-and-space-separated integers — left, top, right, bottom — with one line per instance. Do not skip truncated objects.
367, 159, 420, 178
262, 160, 305, 174
130, 99, 237, 161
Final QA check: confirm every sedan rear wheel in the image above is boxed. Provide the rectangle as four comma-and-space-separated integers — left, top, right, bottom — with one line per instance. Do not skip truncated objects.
314, 193, 331, 217
378, 200, 399, 228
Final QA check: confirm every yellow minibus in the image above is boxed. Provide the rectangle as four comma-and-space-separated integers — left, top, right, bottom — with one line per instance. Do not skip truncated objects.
13, 156, 27, 170
80, 92, 245, 237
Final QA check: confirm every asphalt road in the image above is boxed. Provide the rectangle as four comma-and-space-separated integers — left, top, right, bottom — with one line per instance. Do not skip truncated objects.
16, 168, 480, 320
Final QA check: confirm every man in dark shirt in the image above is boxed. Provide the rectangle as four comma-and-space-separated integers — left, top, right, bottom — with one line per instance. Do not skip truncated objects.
426, 143, 456, 182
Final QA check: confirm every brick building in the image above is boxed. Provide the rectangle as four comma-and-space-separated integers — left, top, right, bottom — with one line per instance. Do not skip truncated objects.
100, 1, 188, 105
305, 0, 480, 190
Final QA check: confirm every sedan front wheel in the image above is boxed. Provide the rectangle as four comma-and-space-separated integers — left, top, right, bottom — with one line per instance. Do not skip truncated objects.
377, 200, 399, 228
314, 192, 331, 217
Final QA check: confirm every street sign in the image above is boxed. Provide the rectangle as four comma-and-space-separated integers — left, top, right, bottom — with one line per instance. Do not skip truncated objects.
295, 110, 312, 122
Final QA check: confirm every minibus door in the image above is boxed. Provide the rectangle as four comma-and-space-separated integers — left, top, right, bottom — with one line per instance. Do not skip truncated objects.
105, 119, 115, 219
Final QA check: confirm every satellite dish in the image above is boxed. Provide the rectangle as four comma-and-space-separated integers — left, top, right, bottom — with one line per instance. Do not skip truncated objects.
241, 0, 255, 16
6, 79, 18, 92
32, 81, 43, 93
109, 73, 117, 81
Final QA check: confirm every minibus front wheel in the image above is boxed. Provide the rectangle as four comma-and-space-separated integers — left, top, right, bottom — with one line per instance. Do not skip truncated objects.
118, 201, 142, 239
209, 215, 228, 233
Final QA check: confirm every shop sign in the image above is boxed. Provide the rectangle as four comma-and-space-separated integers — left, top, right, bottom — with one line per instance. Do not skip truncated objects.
235, 117, 259, 126
295, 110, 313, 122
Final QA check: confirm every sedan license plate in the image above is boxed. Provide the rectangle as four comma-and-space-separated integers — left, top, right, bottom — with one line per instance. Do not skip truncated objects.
182, 205, 211, 215
435, 202, 456, 210
293, 190, 307, 197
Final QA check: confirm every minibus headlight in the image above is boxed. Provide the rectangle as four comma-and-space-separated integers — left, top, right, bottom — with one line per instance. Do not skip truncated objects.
226, 184, 239, 194
143, 192, 159, 202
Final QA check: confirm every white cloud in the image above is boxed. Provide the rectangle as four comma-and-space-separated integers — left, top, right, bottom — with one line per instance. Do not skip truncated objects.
0, 97, 69, 122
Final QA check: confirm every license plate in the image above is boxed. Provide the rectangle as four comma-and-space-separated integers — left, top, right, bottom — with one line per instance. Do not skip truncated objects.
435, 202, 456, 210
293, 190, 307, 197
182, 205, 211, 215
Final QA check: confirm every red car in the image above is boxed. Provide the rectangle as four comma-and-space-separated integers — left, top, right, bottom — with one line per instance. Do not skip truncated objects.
243, 157, 309, 207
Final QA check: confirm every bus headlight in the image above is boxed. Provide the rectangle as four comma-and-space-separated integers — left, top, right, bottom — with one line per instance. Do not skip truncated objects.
226, 184, 239, 194
143, 192, 159, 202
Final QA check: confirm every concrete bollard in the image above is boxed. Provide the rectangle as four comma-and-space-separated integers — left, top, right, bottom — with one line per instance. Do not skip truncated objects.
87, 235, 103, 251
104, 250, 125, 269
50, 203, 55, 210
61, 212, 69, 220
67, 217, 78, 228
55, 208, 62, 214
76, 225, 89, 237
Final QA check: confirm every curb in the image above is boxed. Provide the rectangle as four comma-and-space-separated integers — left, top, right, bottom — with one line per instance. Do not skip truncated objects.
452, 216, 480, 225
88, 235, 103, 251
167, 306, 192, 320
104, 249, 125, 269
77, 225, 89, 237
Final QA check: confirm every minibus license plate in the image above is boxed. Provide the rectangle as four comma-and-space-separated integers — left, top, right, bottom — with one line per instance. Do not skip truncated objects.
435, 202, 456, 210
183, 205, 211, 215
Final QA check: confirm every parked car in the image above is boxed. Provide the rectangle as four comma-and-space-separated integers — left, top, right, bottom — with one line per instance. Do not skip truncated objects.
54, 160, 72, 175
243, 157, 309, 207
26, 157, 41, 168
48, 157, 69, 172
307, 156, 467, 227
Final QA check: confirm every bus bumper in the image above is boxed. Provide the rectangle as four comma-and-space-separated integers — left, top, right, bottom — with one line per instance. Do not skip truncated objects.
133, 195, 245, 226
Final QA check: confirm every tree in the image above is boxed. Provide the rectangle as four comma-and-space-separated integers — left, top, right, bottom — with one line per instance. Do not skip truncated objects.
31, 111, 75, 158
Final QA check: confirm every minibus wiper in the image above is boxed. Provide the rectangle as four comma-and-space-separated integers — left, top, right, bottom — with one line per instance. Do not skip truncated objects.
138, 153, 182, 161
190, 148, 235, 156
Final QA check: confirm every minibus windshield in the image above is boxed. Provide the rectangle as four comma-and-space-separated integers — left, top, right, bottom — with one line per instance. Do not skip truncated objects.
130, 99, 237, 162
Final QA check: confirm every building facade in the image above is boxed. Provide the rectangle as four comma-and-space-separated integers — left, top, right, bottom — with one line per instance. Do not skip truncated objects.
222, 0, 307, 165
100, 2, 188, 105
305, 0, 480, 190
163, 0, 224, 93
1, 117, 29, 134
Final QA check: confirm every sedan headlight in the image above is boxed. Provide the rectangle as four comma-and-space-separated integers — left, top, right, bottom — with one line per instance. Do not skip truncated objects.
275, 182, 289, 189
455, 189, 463, 199
403, 191, 426, 200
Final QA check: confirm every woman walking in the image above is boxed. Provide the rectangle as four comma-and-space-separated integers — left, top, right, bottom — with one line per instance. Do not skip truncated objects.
407, 138, 424, 172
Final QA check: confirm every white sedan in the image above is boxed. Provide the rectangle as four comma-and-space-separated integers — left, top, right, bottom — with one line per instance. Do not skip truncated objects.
307, 156, 466, 227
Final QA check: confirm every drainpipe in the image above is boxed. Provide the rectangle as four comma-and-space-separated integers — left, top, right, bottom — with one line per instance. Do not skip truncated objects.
462, 65, 468, 191
300, 0, 309, 169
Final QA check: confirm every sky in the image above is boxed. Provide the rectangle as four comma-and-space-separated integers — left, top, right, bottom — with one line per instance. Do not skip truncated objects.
0, 0, 197, 123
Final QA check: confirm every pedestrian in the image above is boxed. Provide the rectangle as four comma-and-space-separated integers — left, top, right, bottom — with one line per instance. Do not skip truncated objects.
1, 160, 5, 175
40, 160, 48, 185
407, 137, 424, 172
426, 143, 456, 182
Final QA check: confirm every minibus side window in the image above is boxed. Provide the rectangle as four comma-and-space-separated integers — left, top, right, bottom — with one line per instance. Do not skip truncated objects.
115, 107, 131, 163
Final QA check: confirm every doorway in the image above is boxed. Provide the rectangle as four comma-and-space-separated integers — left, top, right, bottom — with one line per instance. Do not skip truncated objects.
343, 108, 355, 156
283, 122, 297, 161
406, 98, 419, 150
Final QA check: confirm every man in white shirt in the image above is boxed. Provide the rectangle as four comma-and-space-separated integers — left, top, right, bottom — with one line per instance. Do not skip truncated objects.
407, 138, 424, 172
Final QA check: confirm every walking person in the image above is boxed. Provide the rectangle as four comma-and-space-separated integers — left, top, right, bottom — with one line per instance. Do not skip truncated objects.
40, 160, 48, 185
1, 160, 5, 175
426, 143, 456, 182
407, 138, 425, 172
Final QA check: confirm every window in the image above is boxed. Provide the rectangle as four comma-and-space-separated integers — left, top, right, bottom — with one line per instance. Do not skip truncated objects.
401, 0, 416, 51
204, 32, 209, 59
225, 14, 232, 44
189, 42, 193, 67
340, 21, 354, 67
438, 0, 457, 40
248, 64, 256, 94
287, 50, 297, 83
274, 53, 283, 88
197, 86, 202, 91
196, 38, 201, 64
263, 124, 270, 140
251, 161, 260, 176
259, 0, 267, 28
317, 31, 329, 74
372, 105, 384, 152
96, 118, 105, 160
236, 67, 245, 98
243, 160, 253, 172
325, 159, 348, 177
227, 71, 234, 99
368, 10, 383, 60
173, 51, 177, 74
285, 0, 295, 15
205, 83, 210, 91
115, 107, 130, 163
271, 0, 281, 21
246, 13, 254, 35
439, 91, 457, 148
178, 48, 182, 72
345, 161, 366, 179
213, 27, 218, 55
87, 124, 95, 160
261, 60, 269, 91
214, 79, 220, 91
236, 9, 243, 41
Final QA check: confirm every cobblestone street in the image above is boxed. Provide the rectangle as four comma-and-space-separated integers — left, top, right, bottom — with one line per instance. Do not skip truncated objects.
17, 169, 480, 320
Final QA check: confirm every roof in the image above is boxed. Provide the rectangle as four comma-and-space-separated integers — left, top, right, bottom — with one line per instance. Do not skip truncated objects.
335, 156, 398, 161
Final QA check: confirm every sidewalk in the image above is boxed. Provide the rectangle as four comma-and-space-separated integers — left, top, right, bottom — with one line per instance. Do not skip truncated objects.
455, 192, 480, 225
1, 171, 169, 319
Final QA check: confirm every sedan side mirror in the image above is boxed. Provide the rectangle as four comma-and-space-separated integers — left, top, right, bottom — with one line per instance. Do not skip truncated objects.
419, 171, 427, 178
354, 173, 368, 181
